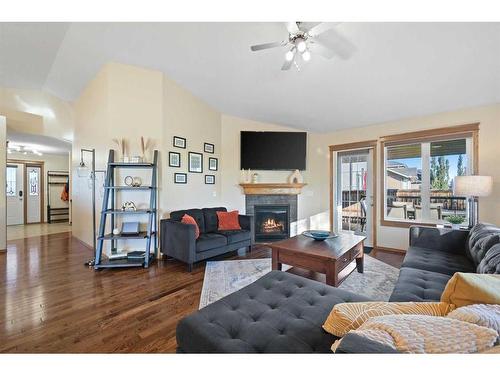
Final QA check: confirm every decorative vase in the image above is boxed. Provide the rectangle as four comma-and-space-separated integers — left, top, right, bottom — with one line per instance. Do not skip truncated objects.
288, 169, 303, 184
252, 173, 259, 183
451, 224, 460, 230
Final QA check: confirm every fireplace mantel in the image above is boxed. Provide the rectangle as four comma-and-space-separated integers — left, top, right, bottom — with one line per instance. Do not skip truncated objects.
239, 183, 307, 195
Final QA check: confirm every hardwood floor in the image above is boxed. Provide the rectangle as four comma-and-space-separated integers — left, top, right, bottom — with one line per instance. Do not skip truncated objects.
0, 232, 404, 353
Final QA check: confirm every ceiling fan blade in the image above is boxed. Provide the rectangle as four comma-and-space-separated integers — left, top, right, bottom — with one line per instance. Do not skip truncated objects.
286, 22, 300, 34
309, 40, 336, 59
281, 59, 293, 71
250, 41, 286, 51
306, 22, 340, 37
314, 29, 356, 59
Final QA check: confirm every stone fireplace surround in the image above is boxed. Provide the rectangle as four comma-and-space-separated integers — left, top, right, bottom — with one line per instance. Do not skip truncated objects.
245, 195, 298, 243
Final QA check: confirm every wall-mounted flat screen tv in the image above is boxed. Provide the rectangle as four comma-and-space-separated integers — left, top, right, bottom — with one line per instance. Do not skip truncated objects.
240, 131, 307, 170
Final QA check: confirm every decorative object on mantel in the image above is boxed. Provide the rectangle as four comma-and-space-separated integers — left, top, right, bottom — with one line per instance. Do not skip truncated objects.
113, 138, 128, 162
245, 169, 252, 183
239, 182, 307, 195
130, 155, 143, 163
122, 201, 137, 211
113, 227, 121, 235
251, 172, 259, 183
288, 169, 304, 184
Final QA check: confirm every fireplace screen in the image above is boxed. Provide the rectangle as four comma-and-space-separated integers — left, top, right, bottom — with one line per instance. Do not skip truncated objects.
254, 205, 289, 242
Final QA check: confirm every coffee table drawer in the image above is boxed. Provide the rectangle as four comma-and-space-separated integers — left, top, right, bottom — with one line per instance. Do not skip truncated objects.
336, 252, 351, 271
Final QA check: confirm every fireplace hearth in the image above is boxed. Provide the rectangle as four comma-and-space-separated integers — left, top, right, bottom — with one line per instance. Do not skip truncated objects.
254, 205, 289, 242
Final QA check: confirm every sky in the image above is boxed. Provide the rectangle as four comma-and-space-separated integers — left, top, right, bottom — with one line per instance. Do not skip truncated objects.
392, 154, 467, 181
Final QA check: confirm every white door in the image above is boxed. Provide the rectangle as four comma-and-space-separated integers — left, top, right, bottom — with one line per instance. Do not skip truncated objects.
335, 148, 374, 247
6, 164, 24, 225
26, 165, 42, 223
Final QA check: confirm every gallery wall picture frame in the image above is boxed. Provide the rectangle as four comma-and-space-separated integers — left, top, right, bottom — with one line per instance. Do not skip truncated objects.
208, 157, 218, 171
174, 173, 187, 184
169, 152, 181, 167
173, 136, 186, 149
205, 175, 215, 184
188, 152, 203, 173
204, 142, 215, 154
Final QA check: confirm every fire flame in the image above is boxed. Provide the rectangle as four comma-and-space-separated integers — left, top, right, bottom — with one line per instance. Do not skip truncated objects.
262, 218, 284, 233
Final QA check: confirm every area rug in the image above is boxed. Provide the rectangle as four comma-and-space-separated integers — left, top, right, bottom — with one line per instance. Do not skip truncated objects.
199, 256, 400, 309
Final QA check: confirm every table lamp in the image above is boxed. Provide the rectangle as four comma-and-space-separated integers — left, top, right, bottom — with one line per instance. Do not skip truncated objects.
453, 175, 493, 228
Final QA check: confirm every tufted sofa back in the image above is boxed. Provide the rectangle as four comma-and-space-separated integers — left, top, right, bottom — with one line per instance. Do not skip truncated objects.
466, 223, 500, 267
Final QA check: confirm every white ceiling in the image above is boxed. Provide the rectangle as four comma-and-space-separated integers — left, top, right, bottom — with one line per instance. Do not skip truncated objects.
7, 130, 71, 155
1, 22, 499, 132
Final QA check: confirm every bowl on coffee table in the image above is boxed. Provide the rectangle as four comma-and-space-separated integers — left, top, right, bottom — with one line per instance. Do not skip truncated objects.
302, 230, 337, 241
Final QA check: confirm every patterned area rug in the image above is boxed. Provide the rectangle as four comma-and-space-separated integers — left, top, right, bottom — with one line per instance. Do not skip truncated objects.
199, 256, 400, 309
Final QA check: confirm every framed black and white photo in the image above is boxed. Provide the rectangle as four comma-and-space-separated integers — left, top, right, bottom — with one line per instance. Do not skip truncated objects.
173, 136, 186, 149
208, 157, 218, 171
204, 142, 214, 154
174, 173, 187, 184
169, 152, 181, 167
205, 175, 215, 184
188, 152, 203, 173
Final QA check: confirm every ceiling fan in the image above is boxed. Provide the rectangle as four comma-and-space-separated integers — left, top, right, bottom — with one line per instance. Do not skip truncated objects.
250, 22, 355, 71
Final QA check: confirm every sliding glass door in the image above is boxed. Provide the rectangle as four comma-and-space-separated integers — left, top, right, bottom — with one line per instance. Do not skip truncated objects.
335, 148, 374, 247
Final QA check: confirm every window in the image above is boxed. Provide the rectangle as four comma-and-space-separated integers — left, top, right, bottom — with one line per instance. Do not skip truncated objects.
382, 125, 477, 225
6, 166, 17, 197
29, 169, 39, 196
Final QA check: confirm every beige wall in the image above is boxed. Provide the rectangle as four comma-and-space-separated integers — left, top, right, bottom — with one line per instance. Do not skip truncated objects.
72, 63, 163, 249
162, 76, 222, 215
319, 103, 500, 250
7, 151, 70, 222
0, 116, 6, 251
0, 88, 74, 142
220, 115, 330, 235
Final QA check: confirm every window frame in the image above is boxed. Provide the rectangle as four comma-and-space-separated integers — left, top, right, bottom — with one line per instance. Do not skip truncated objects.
380, 123, 479, 228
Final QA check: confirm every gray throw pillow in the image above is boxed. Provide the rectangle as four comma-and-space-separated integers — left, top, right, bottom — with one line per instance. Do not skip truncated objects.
477, 243, 500, 274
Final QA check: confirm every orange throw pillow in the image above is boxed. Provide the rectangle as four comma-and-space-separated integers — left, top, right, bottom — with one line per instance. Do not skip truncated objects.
181, 214, 200, 239
217, 210, 241, 231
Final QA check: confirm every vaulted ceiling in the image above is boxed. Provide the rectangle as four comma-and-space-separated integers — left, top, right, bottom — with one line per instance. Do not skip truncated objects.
1, 22, 499, 132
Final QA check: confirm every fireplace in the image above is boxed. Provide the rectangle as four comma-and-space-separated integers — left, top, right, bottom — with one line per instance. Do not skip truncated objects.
254, 205, 290, 242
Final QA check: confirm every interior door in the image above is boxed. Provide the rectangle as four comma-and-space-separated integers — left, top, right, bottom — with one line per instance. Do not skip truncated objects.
335, 148, 374, 247
26, 165, 42, 223
6, 163, 24, 225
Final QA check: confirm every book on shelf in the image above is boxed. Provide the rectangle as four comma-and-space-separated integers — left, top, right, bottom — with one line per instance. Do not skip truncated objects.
108, 251, 127, 260
127, 251, 146, 259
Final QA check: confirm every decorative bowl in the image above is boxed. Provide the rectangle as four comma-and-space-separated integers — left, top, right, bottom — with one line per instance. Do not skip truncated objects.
302, 230, 337, 241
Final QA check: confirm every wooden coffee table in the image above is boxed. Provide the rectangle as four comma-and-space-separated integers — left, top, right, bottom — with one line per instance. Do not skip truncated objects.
270, 233, 365, 287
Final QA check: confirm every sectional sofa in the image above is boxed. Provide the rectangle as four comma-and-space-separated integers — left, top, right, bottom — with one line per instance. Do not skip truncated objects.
176, 223, 500, 353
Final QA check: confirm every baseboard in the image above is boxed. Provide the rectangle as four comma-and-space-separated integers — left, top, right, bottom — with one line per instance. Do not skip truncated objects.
72, 235, 94, 251
373, 246, 406, 255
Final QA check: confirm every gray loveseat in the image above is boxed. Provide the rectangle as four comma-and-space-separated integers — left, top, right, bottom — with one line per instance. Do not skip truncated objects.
176, 223, 500, 353
160, 207, 254, 272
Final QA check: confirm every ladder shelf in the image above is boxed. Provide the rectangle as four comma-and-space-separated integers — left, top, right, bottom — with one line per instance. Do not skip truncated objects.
94, 150, 158, 269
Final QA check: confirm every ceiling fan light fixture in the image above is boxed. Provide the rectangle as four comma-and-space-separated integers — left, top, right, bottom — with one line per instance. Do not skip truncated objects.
295, 39, 307, 53
302, 50, 311, 61
285, 50, 295, 61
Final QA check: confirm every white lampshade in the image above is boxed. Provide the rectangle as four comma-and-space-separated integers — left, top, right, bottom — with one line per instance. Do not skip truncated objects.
453, 175, 493, 197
